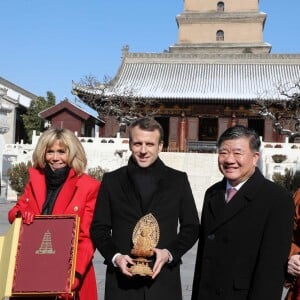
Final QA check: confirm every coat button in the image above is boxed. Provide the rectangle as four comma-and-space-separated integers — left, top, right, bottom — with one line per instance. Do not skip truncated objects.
73, 206, 78, 212
207, 234, 215, 240
26, 198, 29, 202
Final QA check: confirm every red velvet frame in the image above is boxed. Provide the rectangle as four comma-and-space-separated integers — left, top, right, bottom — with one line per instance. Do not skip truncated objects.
11, 215, 79, 296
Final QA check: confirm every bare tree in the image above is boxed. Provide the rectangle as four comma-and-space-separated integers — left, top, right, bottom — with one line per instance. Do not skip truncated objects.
257, 79, 300, 142
75, 74, 159, 132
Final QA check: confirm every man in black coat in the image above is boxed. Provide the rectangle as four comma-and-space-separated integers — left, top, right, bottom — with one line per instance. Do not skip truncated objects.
91, 117, 199, 300
191, 125, 294, 300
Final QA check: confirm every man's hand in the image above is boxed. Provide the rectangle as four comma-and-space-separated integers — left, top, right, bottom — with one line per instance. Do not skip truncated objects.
288, 254, 300, 276
151, 248, 170, 279
115, 254, 135, 276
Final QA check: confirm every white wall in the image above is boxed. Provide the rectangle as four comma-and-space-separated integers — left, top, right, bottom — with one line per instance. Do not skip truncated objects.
3, 132, 299, 211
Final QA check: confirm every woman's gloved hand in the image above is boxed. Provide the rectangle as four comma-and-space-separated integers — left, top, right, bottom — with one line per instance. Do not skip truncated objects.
58, 294, 76, 300
17, 209, 35, 224
71, 277, 81, 291
58, 278, 80, 300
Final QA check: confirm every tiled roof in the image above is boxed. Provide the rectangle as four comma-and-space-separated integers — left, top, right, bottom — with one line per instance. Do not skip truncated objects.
0, 76, 38, 100
72, 53, 300, 103
39, 99, 104, 123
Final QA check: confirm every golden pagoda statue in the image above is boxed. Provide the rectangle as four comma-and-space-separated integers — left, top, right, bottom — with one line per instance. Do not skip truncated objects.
129, 213, 160, 276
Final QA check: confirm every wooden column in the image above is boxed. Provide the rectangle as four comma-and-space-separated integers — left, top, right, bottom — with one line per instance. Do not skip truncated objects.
168, 117, 179, 151
187, 117, 199, 141
102, 116, 118, 137
218, 118, 230, 138
179, 113, 187, 152
230, 112, 237, 127
264, 119, 274, 142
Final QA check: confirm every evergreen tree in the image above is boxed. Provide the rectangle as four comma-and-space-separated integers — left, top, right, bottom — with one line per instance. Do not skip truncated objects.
22, 91, 56, 141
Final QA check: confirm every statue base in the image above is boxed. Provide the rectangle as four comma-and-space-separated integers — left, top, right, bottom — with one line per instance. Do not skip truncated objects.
129, 258, 153, 276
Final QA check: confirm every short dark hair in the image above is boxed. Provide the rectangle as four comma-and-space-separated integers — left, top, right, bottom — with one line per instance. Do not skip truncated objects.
129, 117, 164, 143
217, 125, 261, 152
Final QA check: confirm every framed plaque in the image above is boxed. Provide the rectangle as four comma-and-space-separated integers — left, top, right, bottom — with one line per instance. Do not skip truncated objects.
0, 217, 22, 300
0, 215, 79, 298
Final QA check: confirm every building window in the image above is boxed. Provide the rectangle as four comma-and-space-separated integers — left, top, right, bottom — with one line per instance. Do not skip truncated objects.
199, 118, 218, 141
216, 30, 224, 41
217, 2, 224, 12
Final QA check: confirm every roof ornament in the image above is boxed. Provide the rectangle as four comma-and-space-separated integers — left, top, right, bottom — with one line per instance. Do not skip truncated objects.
0, 87, 12, 110
0, 87, 7, 98
122, 45, 129, 59
98, 84, 106, 95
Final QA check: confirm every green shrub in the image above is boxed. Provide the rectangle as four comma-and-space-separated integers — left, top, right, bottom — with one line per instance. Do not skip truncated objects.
7, 161, 32, 195
272, 168, 300, 192
88, 166, 106, 181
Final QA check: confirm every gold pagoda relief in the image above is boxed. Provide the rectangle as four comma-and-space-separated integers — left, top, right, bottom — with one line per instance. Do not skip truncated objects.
129, 213, 160, 276
35, 230, 56, 255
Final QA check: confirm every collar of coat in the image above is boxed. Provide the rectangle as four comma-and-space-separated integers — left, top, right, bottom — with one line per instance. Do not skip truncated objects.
205, 167, 265, 230
28, 167, 80, 213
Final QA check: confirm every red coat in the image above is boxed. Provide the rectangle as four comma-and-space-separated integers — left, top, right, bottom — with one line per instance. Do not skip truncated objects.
8, 168, 101, 300
288, 189, 300, 256
286, 189, 300, 300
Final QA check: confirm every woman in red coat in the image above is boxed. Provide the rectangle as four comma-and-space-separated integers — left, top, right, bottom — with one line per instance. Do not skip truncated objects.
8, 128, 101, 300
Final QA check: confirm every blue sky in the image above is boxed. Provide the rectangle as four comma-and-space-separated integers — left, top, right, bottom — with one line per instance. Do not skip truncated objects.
1, 0, 299, 104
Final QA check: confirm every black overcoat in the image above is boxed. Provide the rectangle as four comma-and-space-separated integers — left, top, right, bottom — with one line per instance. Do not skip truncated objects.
192, 167, 294, 300
91, 158, 199, 300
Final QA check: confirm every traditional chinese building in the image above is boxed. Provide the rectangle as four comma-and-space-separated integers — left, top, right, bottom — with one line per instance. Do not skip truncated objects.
72, 0, 300, 151
39, 99, 104, 137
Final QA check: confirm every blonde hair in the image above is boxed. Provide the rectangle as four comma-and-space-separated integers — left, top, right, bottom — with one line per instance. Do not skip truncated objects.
32, 128, 87, 175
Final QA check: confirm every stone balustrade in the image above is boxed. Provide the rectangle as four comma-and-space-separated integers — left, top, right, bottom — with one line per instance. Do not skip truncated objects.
2, 132, 300, 211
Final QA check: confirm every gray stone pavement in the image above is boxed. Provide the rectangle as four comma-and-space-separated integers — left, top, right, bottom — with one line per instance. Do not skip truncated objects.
0, 201, 197, 300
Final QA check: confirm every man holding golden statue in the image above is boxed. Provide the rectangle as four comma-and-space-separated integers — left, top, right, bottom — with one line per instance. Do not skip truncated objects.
91, 117, 199, 300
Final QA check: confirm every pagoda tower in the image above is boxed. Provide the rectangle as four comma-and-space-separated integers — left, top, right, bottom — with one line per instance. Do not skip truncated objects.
170, 0, 271, 54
